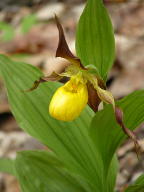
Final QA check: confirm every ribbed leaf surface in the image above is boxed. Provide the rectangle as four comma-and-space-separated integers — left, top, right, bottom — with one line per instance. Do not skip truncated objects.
76, 0, 115, 79
0, 54, 105, 191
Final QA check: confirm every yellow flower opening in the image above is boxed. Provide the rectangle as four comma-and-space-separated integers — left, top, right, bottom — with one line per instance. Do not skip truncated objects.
49, 77, 88, 121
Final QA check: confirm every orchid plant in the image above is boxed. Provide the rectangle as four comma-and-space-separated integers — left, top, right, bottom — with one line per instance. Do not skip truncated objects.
0, 0, 144, 192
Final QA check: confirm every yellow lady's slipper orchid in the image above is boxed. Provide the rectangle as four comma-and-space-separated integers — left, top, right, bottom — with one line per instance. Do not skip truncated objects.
49, 77, 88, 121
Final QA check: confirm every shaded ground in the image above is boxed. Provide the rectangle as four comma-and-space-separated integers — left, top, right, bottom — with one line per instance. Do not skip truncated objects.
0, 0, 144, 191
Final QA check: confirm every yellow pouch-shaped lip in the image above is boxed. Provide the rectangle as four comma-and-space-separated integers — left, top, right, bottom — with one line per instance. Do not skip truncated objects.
49, 78, 88, 121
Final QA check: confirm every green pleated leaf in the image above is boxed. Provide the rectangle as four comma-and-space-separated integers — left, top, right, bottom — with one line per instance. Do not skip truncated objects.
90, 90, 144, 171
0, 158, 15, 175
0, 54, 106, 191
76, 0, 115, 80
125, 174, 144, 192
15, 150, 88, 192
106, 155, 118, 192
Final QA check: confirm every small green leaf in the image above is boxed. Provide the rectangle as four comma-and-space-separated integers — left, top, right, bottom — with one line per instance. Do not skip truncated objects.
0, 158, 15, 175
76, 0, 115, 80
125, 174, 144, 192
86, 64, 100, 76
15, 150, 88, 192
21, 14, 37, 34
135, 175, 144, 185
0, 21, 15, 41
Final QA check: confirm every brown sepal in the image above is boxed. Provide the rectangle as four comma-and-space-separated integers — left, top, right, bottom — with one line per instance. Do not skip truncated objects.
87, 78, 106, 112
87, 83, 101, 112
55, 15, 85, 69
115, 106, 142, 158
97, 78, 106, 90
24, 72, 62, 92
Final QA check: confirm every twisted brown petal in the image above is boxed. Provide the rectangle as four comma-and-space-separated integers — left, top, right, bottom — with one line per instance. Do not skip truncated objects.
115, 106, 142, 158
55, 15, 84, 68
24, 72, 63, 92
